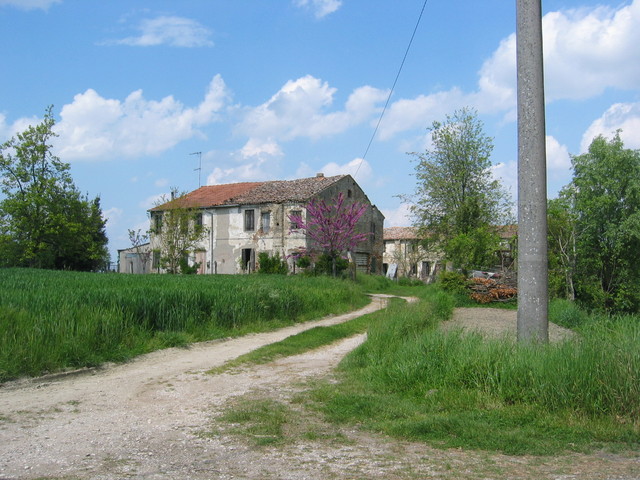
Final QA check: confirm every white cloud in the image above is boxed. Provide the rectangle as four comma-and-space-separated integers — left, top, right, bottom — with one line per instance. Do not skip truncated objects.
0, 0, 60, 10
139, 193, 167, 210
491, 160, 517, 202
378, 88, 469, 140
318, 157, 373, 183
108, 16, 213, 48
103, 207, 123, 229
206, 158, 274, 185
380, 203, 412, 227
546, 135, 571, 171
0, 113, 44, 142
474, 35, 516, 113
380, 1, 640, 139
154, 178, 169, 188
55, 75, 229, 160
240, 138, 283, 158
238, 76, 387, 142
542, 2, 640, 101
581, 102, 640, 152
478, 1, 640, 104
293, 0, 342, 18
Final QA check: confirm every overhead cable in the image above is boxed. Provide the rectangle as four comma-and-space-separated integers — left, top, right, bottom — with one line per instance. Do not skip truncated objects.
354, 0, 429, 178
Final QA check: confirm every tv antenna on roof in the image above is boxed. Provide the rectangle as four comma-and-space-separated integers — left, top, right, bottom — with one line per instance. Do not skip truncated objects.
190, 151, 202, 187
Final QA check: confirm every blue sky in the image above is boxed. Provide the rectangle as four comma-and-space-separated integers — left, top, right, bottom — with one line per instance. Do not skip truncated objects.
1, 0, 639, 260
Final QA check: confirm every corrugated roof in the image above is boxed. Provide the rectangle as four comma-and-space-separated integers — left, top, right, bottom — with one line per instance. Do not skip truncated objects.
150, 175, 346, 211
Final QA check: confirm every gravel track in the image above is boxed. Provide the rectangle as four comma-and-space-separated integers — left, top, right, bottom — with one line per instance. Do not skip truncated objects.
1, 297, 638, 480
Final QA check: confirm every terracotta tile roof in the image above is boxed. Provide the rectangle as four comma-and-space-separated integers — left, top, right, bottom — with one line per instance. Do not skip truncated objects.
384, 226, 419, 240
150, 182, 264, 211
232, 174, 345, 204
150, 175, 346, 211
384, 225, 518, 241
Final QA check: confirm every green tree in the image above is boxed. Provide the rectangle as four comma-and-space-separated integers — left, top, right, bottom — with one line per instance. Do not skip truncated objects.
287, 193, 369, 277
547, 192, 576, 301
571, 132, 640, 312
443, 225, 501, 272
150, 189, 207, 274
407, 107, 512, 271
0, 107, 109, 271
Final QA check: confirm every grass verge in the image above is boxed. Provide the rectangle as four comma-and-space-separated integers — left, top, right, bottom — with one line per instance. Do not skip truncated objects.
307, 287, 640, 455
208, 297, 407, 374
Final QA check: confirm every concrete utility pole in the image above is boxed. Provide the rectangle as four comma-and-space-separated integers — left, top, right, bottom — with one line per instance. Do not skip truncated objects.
516, 0, 549, 342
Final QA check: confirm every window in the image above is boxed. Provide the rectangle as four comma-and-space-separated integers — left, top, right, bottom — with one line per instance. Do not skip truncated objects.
152, 212, 163, 232
262, 211, 271, 233
290, 210, 302, 229
152, 250, 160, 270
195, 213, 203, 228
370, 221, 376, 240
244, 209, 255, 231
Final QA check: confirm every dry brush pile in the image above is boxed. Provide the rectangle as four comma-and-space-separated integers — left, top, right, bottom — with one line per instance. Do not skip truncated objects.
469, 277, 518, 304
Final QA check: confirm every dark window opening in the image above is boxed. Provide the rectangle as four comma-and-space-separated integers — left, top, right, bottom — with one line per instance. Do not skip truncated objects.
244, 209, 255, 231
241, 248, 255, 272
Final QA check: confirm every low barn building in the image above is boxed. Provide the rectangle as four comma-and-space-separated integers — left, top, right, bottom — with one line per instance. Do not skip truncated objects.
117, 243, 152, 274
149, 174, 385, 275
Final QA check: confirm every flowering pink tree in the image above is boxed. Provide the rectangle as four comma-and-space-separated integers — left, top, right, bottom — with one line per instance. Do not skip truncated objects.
288, 193, 370, 276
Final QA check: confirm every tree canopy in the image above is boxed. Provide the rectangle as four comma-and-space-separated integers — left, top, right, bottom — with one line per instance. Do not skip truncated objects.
407, 107, 512, 271
570, 132, 640, 312
0, 107, 109, 271
150, 189, 207, 274
288, 193, 369, 276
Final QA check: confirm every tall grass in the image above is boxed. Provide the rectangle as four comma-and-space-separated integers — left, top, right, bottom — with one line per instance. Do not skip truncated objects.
0, 268, 367, 381
315, 287, 640, 454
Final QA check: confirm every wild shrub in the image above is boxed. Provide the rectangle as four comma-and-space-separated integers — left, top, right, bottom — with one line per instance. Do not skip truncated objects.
257, 252, 288, 275
313, 253, 349, 276
437, 271, 468, 295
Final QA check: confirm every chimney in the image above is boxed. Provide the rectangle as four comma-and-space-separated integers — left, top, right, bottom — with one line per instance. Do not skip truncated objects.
316, 172, 324, 178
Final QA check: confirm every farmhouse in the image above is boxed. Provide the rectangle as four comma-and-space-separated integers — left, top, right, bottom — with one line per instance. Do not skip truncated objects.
383, 225, 518, 282
382, 227, 441, 282
148, 173, 385, 275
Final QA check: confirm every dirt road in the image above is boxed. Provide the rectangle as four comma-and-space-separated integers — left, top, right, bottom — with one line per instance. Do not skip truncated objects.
1, 297, 638, 479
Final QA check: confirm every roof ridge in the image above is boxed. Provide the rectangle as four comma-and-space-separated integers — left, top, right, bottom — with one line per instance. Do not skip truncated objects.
150, 174, 350, 211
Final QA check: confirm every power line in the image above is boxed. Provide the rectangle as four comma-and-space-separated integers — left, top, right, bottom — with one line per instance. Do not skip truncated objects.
354, 0, 429, 178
